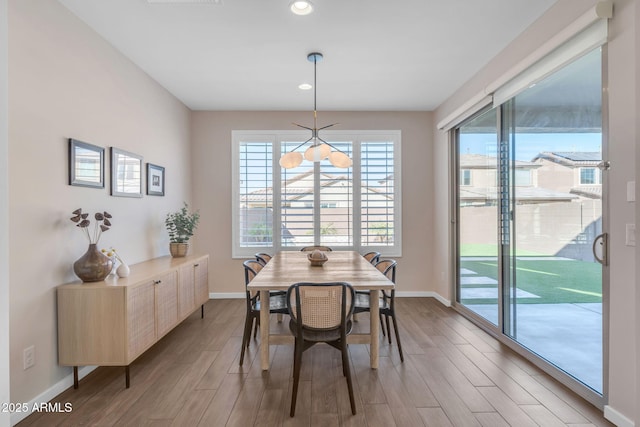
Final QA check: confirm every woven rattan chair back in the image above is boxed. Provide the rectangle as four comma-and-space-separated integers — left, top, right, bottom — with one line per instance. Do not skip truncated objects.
375, 259, 396, 283
300, 245, 333, 252
288, 283, 353, 330
363, 251, 381, 264
243, 259, 263, 299
255, 252, 272, 266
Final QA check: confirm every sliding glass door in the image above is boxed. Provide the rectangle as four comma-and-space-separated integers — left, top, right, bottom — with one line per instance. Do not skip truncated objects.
455, 48, 605, 395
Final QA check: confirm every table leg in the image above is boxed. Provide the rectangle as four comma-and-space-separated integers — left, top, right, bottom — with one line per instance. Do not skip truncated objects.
369, 289, 380, 369
259, 290, 270, 370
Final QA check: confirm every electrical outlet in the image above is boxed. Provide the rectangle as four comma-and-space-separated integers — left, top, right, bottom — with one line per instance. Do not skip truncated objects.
23, 345, 35, 370
626, 224, 636, 247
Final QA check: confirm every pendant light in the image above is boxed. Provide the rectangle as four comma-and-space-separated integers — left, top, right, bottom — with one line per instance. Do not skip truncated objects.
279, 52, 353, 169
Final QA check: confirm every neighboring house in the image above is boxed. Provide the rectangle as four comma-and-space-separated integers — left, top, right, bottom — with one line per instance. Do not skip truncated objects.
531, 151, 602, 199
459, 153, 578, 205
240, 170, 394, 245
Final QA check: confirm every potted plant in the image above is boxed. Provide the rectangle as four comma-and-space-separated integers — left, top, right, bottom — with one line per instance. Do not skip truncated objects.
165, 202, 200, 257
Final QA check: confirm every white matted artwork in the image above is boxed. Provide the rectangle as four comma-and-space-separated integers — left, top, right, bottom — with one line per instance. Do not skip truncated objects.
146, 163, 165, 196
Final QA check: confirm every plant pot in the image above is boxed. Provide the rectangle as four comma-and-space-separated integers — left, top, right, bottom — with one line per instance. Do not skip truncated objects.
170, 242, 189, 257
73, 244, 113, 282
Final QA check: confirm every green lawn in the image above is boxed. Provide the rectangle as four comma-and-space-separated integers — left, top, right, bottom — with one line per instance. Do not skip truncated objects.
460, 258, 602, 304
460, 244, 547, 257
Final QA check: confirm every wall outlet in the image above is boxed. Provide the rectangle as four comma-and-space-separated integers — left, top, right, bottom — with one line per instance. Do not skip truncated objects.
23, 345, 35, 370
625, 224, 636, 247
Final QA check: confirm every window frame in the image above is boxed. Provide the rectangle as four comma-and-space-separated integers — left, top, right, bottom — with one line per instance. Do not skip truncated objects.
232, 130, 402, 258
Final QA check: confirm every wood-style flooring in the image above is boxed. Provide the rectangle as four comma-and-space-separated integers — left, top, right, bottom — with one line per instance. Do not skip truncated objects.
18, 298, 613, 426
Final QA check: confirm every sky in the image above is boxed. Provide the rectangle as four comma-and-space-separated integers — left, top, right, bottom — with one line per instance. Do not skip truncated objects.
459, 133, 602, 162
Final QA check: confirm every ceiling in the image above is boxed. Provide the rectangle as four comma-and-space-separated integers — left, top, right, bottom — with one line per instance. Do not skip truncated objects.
57, 0, 557, 112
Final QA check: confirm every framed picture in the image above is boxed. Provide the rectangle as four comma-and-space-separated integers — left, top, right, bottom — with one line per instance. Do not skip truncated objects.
110, 147, 143, 198
68, 139, 105, 188
147, 163, 165, 196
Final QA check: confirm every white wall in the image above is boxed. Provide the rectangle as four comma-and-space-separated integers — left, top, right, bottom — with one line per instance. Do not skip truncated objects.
191, 111, 436, 298
433, 0, 637, 424
8, 0, 192, 408
0, 0, 11, 425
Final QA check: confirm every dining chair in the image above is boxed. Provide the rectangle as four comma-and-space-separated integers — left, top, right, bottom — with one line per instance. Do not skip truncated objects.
300, 245, 333, 252
354, 259, 403, 362
255, 252, 272, 266
363, 251, 381, 264
287, 282, 357, 416
240, 260, 288, 366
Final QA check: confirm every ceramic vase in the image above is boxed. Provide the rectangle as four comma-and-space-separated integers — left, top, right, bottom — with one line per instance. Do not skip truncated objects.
73, 244, 113, 282
116, 262, 130, 278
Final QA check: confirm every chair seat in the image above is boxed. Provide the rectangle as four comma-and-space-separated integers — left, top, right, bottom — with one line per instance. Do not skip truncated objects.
353, 291, 389, 313
288, 319, 353, 342
254, 293, 288, 312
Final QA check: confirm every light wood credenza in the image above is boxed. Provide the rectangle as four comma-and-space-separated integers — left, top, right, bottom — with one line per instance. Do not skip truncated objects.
57, 254, 209, 388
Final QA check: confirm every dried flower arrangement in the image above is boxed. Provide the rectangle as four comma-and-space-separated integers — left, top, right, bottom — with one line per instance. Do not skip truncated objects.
70, 208, 113, 244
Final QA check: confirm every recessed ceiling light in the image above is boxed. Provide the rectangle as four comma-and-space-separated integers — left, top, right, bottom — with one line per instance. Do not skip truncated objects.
298, 83, 312, 90
290, 1, 313, 15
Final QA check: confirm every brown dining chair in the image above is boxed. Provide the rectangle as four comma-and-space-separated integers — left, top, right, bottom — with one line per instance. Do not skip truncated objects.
287, 282, 357, 416
300, 245, 333, 252
240, 260, 288, 366
354, 259, 403, 362
255, 252, 272, 266
363, 251, 380, 264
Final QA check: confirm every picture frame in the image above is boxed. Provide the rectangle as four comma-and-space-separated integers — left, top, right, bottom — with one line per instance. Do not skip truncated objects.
146, 163, 165, 196
110, 147, 143, 198
68, 139, 105, 188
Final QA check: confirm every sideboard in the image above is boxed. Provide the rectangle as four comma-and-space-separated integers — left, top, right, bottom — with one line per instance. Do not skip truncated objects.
57, 254, 209, 388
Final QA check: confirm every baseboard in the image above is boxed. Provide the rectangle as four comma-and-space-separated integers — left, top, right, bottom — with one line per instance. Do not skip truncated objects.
209, 291, 452, 307
10, 366, 97, 426
604, 405, 635, 427
209, 292, 244, 299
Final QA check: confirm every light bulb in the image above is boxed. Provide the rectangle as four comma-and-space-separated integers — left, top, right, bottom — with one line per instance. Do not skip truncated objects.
328, 151, 352, 168
304, 143, 331, 162
279, 151, 303, 169
290, 1, 313, 15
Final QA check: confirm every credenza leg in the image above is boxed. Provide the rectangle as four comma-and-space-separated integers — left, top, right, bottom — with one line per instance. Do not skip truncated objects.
73, 366, 78, 389
201, 304, 204, 319
125, 366, 130, 388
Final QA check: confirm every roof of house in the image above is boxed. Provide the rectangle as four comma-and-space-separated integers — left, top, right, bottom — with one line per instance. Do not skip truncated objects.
459, 153, 539, 169
241, 171, 392, 203
460, 186, 578, 202
532, 151, 601, 166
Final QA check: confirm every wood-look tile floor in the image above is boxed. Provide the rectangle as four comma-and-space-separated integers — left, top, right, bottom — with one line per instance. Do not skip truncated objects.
18, 298, 613, 427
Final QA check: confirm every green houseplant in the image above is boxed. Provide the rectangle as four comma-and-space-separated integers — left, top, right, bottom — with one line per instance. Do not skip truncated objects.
165, 202, 200, 257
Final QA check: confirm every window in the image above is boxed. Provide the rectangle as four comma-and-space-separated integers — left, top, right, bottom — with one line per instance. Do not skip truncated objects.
460, 169, 471, 186
514, 169, 532, 186
232, 131, 401, 257
580, 167, 599, 185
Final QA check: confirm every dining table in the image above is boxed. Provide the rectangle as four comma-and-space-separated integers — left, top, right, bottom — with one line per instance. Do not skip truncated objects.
246, 250, 395, 371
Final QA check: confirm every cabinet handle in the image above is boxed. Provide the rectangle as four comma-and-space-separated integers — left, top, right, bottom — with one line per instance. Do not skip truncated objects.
154, 280, 162, 285
194, 263, 199, 267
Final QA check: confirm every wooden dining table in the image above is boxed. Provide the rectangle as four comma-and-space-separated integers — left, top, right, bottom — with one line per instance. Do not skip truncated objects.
246, 250, 395, 370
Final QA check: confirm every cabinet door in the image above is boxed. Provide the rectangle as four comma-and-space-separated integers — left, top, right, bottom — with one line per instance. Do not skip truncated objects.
194, 257, 209, 306
177, 263, 195, 319
155, 271, 179, 338
128, 282, 156, 360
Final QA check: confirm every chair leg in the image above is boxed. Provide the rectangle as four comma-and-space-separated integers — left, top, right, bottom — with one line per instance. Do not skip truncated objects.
341, 341, 356, 415
290, 339, 303, 417
379, 313, 386, 337
391, 314, 404, 363
385, 314, 392, 344
239, 314, 252, 366
253, 316, 259, 339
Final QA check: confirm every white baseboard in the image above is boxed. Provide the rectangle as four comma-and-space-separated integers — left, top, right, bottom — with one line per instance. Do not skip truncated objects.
209, 292, 244, 299
11, 366, 97, 426
209, 291, 452, 307
604, 405, 635, 427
